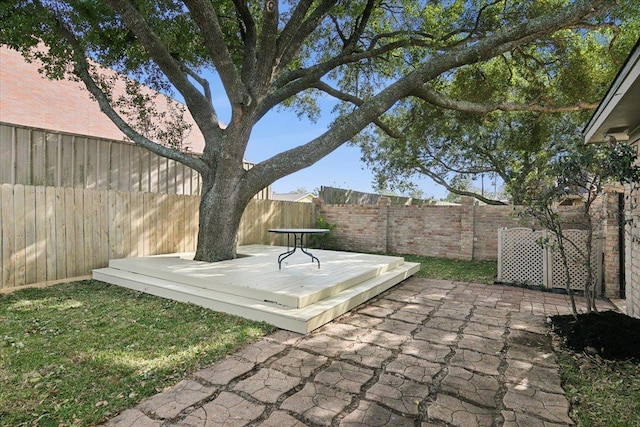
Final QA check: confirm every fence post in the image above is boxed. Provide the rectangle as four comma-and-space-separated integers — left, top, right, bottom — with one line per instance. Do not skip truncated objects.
460, 196, 475, 260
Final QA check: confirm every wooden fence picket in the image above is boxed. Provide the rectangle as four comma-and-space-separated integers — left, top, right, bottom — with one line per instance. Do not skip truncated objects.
0, 184, 314, 289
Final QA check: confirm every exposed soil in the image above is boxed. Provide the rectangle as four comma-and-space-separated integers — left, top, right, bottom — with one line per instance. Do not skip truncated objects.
551, 310, 640, 361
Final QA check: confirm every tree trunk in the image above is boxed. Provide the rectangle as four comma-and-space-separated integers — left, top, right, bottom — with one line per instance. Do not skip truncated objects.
194, 186, 250, 262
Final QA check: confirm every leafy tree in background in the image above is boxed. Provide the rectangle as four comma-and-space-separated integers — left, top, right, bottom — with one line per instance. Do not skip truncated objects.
362, 5, 639, 204
0, 0, 633, 262
520, 139, 640, 317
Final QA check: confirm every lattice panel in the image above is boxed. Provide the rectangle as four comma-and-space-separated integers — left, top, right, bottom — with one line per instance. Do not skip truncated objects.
498, 228, 546, 287
548, 230, 599, 291
498, 227, 601, 292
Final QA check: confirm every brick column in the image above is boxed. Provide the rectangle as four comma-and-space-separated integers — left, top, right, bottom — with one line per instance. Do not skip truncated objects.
460, 196, 475, 260
601, 190, 622, 298
377, 197, 390, 253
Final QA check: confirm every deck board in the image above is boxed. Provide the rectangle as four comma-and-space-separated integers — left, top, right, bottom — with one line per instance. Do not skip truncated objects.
93, 245, 419, 333
108, 245, 404, 308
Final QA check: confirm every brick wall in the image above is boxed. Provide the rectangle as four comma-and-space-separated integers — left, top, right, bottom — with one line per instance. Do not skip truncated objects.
319, 196, 623, 298
625, 133, 640, 318
319, 202, 388, 253
319, 197, 599, 261
387, 204, 463, 259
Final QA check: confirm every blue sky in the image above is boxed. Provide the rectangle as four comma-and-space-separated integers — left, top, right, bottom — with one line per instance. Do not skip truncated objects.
209, 80, 448, 199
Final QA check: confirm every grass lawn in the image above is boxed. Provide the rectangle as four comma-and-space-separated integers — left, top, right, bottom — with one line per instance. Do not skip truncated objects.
404, 254, 497, 284
558, 351, 640, 426
0, 280, 275, 426
1, 256, 637, 427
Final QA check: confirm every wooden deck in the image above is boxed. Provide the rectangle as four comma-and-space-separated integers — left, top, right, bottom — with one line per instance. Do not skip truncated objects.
93, 245, 419, 333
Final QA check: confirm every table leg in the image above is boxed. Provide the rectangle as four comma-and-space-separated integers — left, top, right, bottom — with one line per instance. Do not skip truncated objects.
300, 245, 321, 269
276, 233, 321, 269
277, 233, 299, 269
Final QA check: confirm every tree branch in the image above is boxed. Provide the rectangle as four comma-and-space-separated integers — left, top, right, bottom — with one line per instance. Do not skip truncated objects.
182, 0, 246, 108
254, 0, 280, 93
416, 164, 507, 205
181, 63, 212, 104
262, 39, 414, 117
246, 0, 615, 196
232, 0, 258, 86
311, 81, 403, 139
44, 4, 207, 173
413, 85, 599, 113
345, 0, 376, 50
105, 0, 220, 141
276, 0, 338, 75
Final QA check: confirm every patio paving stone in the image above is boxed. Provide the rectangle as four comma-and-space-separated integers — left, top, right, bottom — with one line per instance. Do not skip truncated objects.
501, 410, 570, 427
356, 304, 395, 318
136, 379, 216, 420
298, 334, 353, 357
423, 315, 466, 332
339, 400, 415, 427
358, 328, 410, 348
173, 391, 264, 427
314, 361, 374, 393
402, 339, 452, 363
388, 308, 431, 324
385, 353, 442, 383
193, 357, 255, 386
365, 373, 430, 415
457, 333, 505, 355
102, 277, 613, 426
449, 348, 502, 376
339, 341, 394, 368
463, 321, 506, 340
269, 349, 328, 378
259, 411, 308, 427
439, 366, 501, 407
503, 386, 574, 425
317, 322, 368, 341
413, 326, 458, 346
233, 368, 300, 404
103, 409, 162, 427
280, 383, 353, 426
374, 317, 419, 335
505, 359, 565, 395
427, 394, 496, 427
234, 339, 287, 364
340, 312, 385, 328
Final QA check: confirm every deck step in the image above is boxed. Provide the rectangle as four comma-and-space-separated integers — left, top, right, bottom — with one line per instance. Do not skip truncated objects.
93, 260, 419, 334
107, 246, 404, 309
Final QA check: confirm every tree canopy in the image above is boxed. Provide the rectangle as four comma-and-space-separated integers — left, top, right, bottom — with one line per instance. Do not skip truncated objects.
359, 3, 640, 203
0, 0, 633, 261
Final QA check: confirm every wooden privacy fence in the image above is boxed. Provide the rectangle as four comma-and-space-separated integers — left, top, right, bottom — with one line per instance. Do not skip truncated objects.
0, 123, 271, 200
1, 184, 315, 290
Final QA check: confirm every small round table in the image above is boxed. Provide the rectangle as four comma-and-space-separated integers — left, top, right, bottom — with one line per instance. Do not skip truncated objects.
268, 228, 330, 269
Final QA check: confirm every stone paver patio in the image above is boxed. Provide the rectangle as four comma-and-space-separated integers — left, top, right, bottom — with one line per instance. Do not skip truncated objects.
103, 277, 614, 427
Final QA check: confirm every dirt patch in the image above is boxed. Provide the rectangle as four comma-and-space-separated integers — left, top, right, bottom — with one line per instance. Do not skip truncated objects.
551, 311, 640, 361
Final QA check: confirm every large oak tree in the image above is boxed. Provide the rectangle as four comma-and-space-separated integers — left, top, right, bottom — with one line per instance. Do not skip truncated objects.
0, 0, 627, 261
360, 3, 639, 204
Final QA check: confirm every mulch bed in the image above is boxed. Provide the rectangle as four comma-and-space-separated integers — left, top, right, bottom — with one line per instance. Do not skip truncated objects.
551, 310, 640, 361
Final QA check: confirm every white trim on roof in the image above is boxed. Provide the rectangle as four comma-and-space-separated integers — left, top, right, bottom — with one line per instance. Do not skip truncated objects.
584, 41, 640, 143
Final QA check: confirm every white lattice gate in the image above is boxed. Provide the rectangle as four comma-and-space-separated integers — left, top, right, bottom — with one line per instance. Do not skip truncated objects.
497, 227, 602, 292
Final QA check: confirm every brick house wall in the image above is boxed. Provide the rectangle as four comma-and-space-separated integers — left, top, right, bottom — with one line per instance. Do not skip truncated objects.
0, 46, 205, 153
625, 131, 640, 317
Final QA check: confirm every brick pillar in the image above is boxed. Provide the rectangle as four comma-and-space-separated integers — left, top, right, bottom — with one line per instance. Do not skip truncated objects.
602, 190, 622, 298
460, 196, 475, 260
377, 197, 390, 253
